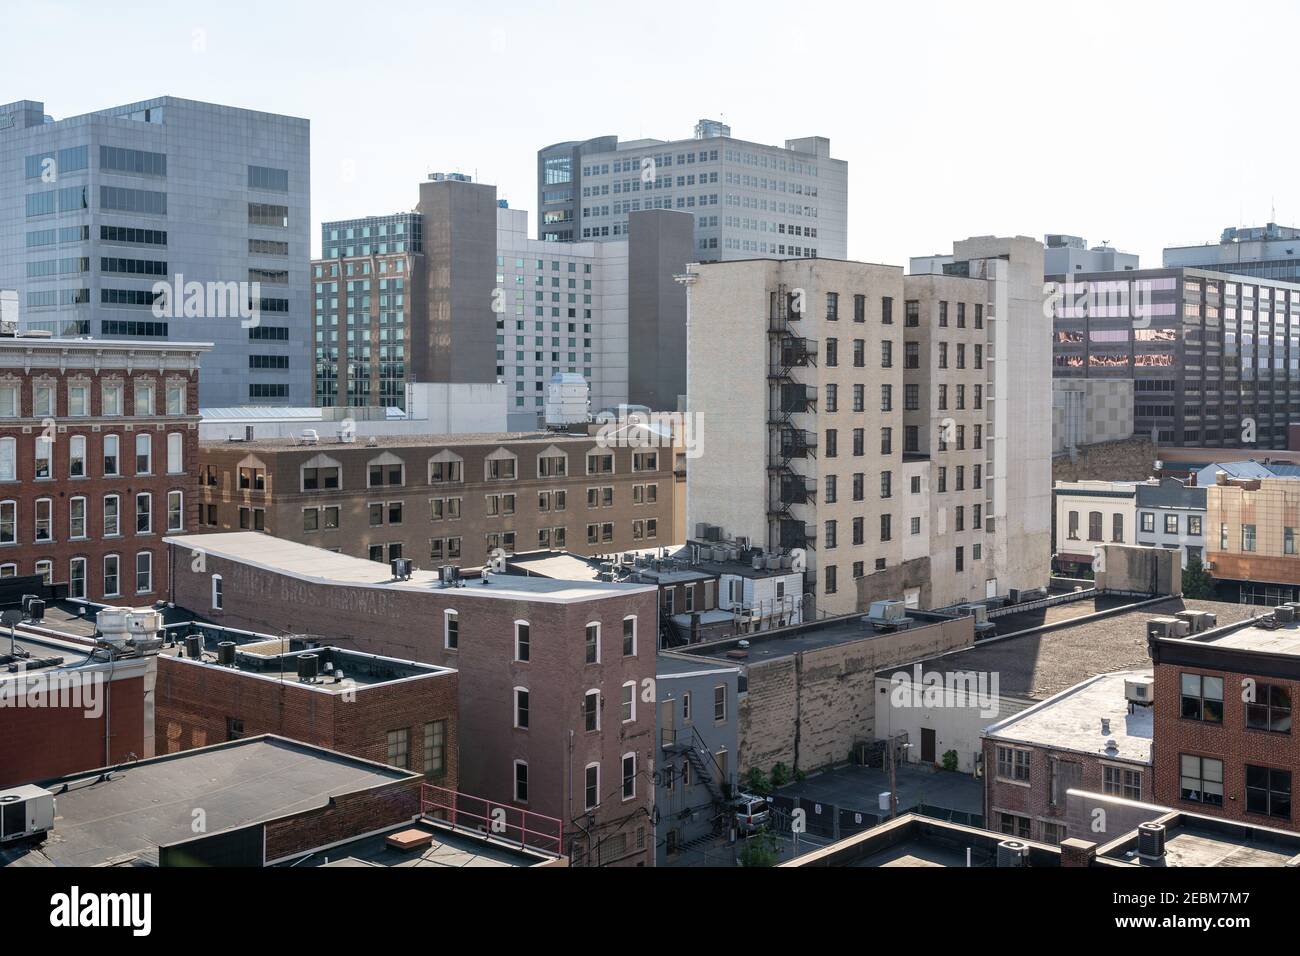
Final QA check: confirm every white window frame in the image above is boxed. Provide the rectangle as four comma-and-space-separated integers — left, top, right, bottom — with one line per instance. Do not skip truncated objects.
166, 432, 183, 474
68, 557, 87, 600
621, 752, 637, 801
103, 434, 120, 476
443, 608, 459, 650
622, 614, 637, 657
0, 437, 14, 482
513, 759, 529, 803
621, 680, 636, 723
35, 559, 53, 584
103, 493, 120, 537
513, 686, 530, 730
69, 496, 87, 540
135, 433, 152, 475
69, 435, 86, 478
34, 497, 53, 543
0, 500, 15, 545
135, 551, 153, 594
514, 619, 530, 663
714, 684, 727, 722
103, 554, 120, 598
34, 437, 52, 479
136, 492, 152, 534
583, 688, 601, 732
585, 621, 601, 664
584, 762, 600, 810
167, 490, 184, 532
212, 573, 223, 610
102, 383, 123, 417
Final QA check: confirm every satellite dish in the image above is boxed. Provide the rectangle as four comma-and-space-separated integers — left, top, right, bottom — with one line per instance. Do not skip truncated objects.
1, 609, 24, 626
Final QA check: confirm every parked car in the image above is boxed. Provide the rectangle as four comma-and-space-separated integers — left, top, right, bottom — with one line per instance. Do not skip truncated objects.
733, 793, 771, 833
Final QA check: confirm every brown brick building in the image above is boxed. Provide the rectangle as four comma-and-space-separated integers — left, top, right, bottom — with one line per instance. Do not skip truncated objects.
0, 334, 209, 603
195, 430, 677, 567
1149, 611, 1299, 832
155, 632, 458, 789
163, 531, 658, 866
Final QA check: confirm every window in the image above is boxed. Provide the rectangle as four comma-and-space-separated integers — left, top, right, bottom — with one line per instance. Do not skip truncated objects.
103, 495, 120, 536
584, 763, 600, 810
714, 684, 727, 722
1245, 766, 1291, 819
1180, 754, 1224, 806
1188, 515, 1202, 536
514, 687, 530, 729
583, 689, 600, 732
514, 621, 530, 662
444, 609, 459, 649
103, 554, 120, 597
1103, 765, 1142, 800
1243, 524, 1257, 552
999, 813, 1031, 840
69, 497, 86, 539
103, 434, 120, 476
622, 753, 637, 800
69, 558, 86, 600
585, 623, 600, 664
1287, 528, 1297, 556
135, 551, 153, 593
1067, 511, 1080, 540
424, 720, 446, 775
386, 728, 410, 769
623, 616, 636, 656
135, 433, 152, 474
514, 760, 529, 803
0, 438, 13, 482
69, 435, 86, 478
621, 681, 636, 723
136, 492, 152, 533
166, 433, 183, 474
1246, 683, 1292, 733
1164, 513, 1179, 535
996, 745, 1030, 782
35, 498, 52, 542
1140, 512, 1155, 534
1112, 514, 1124, 543
1180, 673, 1223, 723
35, 437, 52, 479
167, 491, 183, 532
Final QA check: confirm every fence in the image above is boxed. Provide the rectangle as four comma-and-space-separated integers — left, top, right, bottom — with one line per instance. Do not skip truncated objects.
420, 784, 563, 858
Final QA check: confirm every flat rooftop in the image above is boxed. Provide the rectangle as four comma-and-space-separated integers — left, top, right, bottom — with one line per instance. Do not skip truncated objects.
199, 430, 601, 452
292, 821, 550, 868
1193, 617, 1300, 657
1102, 816, 1300, 868
985, 670, 1153, 764
164, 533, 654, 604
887, 597, 1254, 702
4, 736, 416, 867
656, 652, 741, 678
160, 637, 452, 690
686, 611, 957, 666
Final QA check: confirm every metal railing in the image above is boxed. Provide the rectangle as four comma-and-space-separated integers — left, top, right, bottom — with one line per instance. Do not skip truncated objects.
420, 784, 563, 858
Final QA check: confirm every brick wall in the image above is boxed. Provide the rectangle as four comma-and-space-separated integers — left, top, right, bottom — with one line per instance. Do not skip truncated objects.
263, 776, 423, 862
737, 616, 974, 774
1051, 436, 1156, 484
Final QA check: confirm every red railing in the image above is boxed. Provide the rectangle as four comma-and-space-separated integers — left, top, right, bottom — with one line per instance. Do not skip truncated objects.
420, 784, 564, 858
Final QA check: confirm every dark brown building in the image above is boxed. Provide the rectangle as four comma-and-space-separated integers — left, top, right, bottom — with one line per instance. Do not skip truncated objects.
0, 335, 208, 603
195, 430, 677, 567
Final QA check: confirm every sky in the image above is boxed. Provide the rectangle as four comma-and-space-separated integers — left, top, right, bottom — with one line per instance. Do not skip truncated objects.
8, 0, 1299, 265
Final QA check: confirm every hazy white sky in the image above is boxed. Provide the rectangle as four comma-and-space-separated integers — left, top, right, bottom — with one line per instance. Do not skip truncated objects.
10, 0, 1299, 265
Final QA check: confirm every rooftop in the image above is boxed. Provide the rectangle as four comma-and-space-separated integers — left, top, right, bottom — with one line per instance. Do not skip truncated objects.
656, 652, 741, 678
885, 596, 1255, 702
198, 430, 603, 452
1189, 616, 1300, 658
984, 670, 1153, 764
1099, 813, 1300, 868
2, 736, 417, 867
164, 533, 654, 604
288, 820, 553, 868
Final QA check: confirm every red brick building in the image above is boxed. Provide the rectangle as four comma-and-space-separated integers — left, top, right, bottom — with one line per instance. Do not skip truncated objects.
1149, 611, 1299, 832
0, 334, 210, 603
0, 629, 156, 788
163, 531, 659, 866
155, 631, 458, 789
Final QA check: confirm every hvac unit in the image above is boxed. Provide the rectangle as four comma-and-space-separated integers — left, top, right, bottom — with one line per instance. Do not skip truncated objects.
1124, 676, 1155, 707
297, 653, 319, 681
1147, 617, 1190, 639
1275, 606, 1296, 624
1137, 822, 1166, 860
301, 429, 319, 445
957, 603, 989, 625
996, 840, 1029, 867
0, 786, 55, 844
868, 600, 907, 623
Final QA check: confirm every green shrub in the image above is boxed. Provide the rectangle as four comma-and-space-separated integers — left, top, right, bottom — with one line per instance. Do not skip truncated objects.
770, 762, 790, 788
745, 766, 770, 795
941, 750, 959, 772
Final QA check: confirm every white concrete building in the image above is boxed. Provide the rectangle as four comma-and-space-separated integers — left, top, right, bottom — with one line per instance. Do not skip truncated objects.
1053, 480, 1138, 575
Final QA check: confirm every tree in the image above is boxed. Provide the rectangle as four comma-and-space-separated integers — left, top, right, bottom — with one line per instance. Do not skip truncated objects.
1183, 553, 1216, 600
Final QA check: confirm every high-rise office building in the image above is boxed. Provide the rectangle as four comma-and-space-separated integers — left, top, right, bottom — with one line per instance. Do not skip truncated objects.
537, 119, 847, 262
1165, 223, 1300, 283
315, 175, 692, 416
0, 97, 311, 407
1049, 266, 1300, 449
1043, 234, 1138, 274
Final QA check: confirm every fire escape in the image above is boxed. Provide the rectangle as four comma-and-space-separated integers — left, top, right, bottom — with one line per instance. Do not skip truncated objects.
766, 286, 818, 562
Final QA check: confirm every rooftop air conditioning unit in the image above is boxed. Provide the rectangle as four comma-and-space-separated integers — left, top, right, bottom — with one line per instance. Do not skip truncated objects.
1148, 617, 1190, 639
996, 840, 1029, 868
0, 786, 55, 844
1137, 822, 1166, 860
957, 603, 988, 625
301, 429, 319, 445
1275, 606, 1296, 624
1124, 675, 1155, 706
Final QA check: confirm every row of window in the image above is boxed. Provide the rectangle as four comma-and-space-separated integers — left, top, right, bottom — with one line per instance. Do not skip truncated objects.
1218, 521, 1300, 555
6, 551, 155, 599
295, 451, 657, 494
0, 490, 184, 545
2, 432, 184, 482
0, 380, 187, 418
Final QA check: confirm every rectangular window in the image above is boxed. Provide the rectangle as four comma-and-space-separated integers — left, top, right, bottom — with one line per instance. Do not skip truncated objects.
424, 720, 446, 775
386, 729, 410, 769
1245, 766, 1291, 819
1179, 754, 1224, 806
1180, 673, 1223, 723
996, 745, 1030, 782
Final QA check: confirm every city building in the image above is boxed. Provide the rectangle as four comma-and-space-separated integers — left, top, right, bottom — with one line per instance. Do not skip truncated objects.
0, 607, 158, 788
1052, 378, 1134, 456
1205, 473, 1300, 604
1050, 266, 1300, 449
1053, 480, 1137, 575
162, 532, 658, 866
194, 429, 679, 567
1148, 607, 1300, 833
982, 670, 1154, 846
154, 623, 458, 787
313, 211, 424, 409
1135, 477, 1206, 568
1165, 222, 1300, 283
0, 97, 311, 406
654, 652, 740, 865
0, 333, 208, 602
0, 735, 424, 866
315, 178, 692, 418
1043, 234, 1138, 275
536, 119, 847, 262
686, 237, 1051, 617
